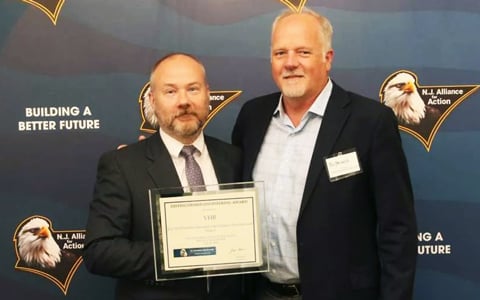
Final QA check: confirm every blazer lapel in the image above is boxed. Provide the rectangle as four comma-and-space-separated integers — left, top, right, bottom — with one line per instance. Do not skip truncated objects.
205, 137, 228, 184
145, 133, 182, 189
299, 83, 351, 217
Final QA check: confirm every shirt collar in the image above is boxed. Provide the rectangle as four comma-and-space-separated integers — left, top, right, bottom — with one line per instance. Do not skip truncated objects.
159, 128, 206, 158
274, 78, 333, 118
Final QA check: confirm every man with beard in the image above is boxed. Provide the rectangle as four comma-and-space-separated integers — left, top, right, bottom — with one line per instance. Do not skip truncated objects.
232, 8, 417, 300
84, 53, 243, 300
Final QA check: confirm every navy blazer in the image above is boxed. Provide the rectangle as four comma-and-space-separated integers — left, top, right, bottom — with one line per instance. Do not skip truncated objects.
84, 133, 243, 300
232, 82, 417, 300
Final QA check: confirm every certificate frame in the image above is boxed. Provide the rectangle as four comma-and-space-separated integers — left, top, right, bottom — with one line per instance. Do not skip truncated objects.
149, 181, 269, 281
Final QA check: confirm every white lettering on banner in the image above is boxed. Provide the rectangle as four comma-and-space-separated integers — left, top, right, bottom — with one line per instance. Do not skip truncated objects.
209, 95, 225, 101
17, 105, 102, 132
436, 88, 464, 95
417, 231, 452, 255
19, 121, 56, 131
59, 119, 100, 130
25, 106, 80, 117
417, 232, 432, 241
83, 106, 92, 116
428, 98, 451, 105
63, 242, 84, 250
59, 231, 85, 250
418, 245, 451, 255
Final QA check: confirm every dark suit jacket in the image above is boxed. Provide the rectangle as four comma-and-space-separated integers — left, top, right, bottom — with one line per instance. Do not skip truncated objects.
84, 133, 243, 300
232, 83, 417, 300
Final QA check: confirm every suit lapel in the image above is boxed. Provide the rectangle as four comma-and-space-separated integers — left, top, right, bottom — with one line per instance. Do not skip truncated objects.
299, 83, 351, 217
144, 133, 182, 189
205, 137, 226, 183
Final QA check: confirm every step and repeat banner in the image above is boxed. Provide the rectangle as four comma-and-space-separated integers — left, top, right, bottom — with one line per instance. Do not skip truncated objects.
1, 0, 479, 299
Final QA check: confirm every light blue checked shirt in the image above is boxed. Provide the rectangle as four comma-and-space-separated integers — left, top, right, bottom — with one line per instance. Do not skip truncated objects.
253, 79, 332, 283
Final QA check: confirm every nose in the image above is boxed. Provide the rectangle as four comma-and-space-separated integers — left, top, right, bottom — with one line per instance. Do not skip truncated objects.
285, 51, 299, 69
177, 89, 191, 107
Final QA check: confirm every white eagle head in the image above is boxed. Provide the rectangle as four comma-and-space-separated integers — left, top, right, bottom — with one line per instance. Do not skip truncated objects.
383, 72, 426, 125
17, 218, 61, 269
142, 86, 159, 128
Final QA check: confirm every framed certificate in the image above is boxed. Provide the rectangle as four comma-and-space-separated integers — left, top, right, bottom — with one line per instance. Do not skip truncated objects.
149, 181, 269, 281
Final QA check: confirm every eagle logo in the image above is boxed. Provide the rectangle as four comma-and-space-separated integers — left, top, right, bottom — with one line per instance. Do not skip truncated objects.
13, 216, 85, 295
380, 70, 480, 151
21, 0, 65, 25
279, 0, 308, 12
138, 82, 242, 133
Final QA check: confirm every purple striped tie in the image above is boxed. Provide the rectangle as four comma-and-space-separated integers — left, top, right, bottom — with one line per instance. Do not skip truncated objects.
180, 145, 206, 192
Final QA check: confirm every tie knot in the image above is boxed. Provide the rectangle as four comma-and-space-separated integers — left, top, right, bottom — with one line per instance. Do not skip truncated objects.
180, 145, 198, 157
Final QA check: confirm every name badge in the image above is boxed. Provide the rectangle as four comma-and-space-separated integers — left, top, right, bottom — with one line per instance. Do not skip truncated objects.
324, 149, 362, 182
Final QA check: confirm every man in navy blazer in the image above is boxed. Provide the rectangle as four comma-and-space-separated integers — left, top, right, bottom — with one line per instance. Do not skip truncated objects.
232, 8, 417, 300
84, 53, 243, 300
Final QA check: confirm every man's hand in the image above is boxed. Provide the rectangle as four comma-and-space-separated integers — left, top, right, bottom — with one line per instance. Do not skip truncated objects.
117, 135, 147, 149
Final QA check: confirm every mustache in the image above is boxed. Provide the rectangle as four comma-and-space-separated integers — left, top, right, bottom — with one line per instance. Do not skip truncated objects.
282, 71, 304, 78
175, 109, 198, 118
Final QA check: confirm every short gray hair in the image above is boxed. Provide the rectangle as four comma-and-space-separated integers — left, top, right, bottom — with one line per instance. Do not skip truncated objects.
271, 7, 333, 54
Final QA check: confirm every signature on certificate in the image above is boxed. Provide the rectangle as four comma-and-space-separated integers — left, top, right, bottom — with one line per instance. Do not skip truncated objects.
229, 247, 247, 255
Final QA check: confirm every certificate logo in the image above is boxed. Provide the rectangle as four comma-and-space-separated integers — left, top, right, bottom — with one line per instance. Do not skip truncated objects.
13, 215, 84, 295
380, 70, 480, 151
21, 0, 66, 25
278, 0, 308, 12
173, 247, 216, 258
137, 82, 242, 133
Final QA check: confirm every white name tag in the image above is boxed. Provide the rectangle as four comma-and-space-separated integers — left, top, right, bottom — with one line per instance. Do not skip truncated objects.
324, 149, 362, 182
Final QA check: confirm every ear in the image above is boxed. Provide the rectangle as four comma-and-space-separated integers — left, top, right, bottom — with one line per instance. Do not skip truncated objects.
325, 49, 334, 72
148, 89, 155, 106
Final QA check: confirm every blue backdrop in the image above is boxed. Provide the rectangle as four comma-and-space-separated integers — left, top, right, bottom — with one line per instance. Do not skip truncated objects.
1, 0, 479, 299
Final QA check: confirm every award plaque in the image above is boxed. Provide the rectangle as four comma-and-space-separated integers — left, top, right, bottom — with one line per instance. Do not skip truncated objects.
149, 181, 269, 281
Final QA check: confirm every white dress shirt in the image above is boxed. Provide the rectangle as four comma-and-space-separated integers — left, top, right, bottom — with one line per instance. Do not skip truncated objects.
159, 129, 219, 189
